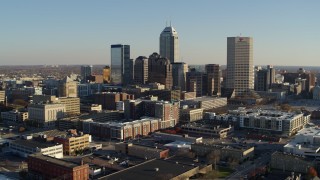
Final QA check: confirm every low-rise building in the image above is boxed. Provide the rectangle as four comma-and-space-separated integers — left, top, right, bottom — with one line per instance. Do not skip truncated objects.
180, 97, 227, 110
93, 92, 134, 110
28, 153, 89, 180
179, 108, 203, 123
1, 110, 28, 122
32, 95, 80, 116
238, 109, 310, 136
53, 131, 90, 156
270, 151, 315, 173
220, 108, 311, 136
181, 124, 233, 139
80, 104, 102, 113
82, 117, 160, 140
284, 125, 320, 157
180, 91, 196, 100
153, 131, 202, 143
80, 110, 124, 122
9, 139, 63, 158
57, 117, 82, 130
57, 97, 80, 116
115, 142, 169, 159
98, 159, 199, 180
148, 89, 181, 101
28, 103, 65, 127
191, 143, 254, 163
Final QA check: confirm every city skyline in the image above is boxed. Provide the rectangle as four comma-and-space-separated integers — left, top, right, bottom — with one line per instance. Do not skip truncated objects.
1, 0, 320, 66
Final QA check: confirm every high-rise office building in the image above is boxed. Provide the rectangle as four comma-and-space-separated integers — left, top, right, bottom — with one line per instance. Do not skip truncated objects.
186, 69, 210, 97
160, 26, 179, 63
103, 66, 111, 84
205, 64, 221, 96
58, 76, 78, 98
148, 53, 173, 90
134, 56, 148, 85
226, 37, 254, 95
172, 62, 188, 91
123, 59, 134, 86
80, 65, 92, 83
255, 65, 276, 91
111, 44, 130, 85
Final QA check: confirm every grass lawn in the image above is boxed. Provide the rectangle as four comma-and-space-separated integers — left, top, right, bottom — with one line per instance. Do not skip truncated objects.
216, 167, 234, 178
202, 167, 234, 179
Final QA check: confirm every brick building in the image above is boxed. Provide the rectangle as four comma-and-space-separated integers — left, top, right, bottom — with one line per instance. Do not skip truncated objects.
93, 92, 134, 110
28, 153, 89, 180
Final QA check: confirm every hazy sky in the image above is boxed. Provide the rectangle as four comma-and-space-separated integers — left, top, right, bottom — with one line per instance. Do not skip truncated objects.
1, 0, 320, 66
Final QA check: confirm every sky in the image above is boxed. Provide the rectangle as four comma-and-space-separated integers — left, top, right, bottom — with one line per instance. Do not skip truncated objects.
0, 0, 320, 66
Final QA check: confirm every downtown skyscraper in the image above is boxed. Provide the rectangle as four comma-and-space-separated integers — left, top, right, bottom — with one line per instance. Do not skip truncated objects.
159, 25, 179, 63
110, 44, 130, 85
226, 37, 254, 95
80, 65, 92, 83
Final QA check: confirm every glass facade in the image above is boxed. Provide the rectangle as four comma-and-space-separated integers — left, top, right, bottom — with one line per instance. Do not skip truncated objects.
111, 44, 130, 85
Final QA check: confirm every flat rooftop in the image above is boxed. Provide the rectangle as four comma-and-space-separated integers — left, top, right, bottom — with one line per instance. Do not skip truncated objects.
193, 143, 253, 151
29, 153, 81, 168
11, 139, 60, 149
99, 159, 197, 180
296, 126, 320, 137
188, 96, 226, 102
32, 129, 68, 138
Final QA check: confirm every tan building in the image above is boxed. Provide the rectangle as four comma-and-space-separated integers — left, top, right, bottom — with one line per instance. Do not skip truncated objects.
58, 76, 78, 98
33, 95, 80, 116
226, 37, 254, 95
181, 91, 196, 100
28, 103, 65, 127
57, 97, 80, 116
179, 108, 203, 123
0, 90, 5, 104
181, 124, 233, 139
80, 104, 102, 113
54, 132, 90, 156
103, 66, 111, 83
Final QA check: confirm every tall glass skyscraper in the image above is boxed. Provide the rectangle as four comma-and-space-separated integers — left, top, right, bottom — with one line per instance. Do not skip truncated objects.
81, 65, 92, 83
110, 44, 130, 85
160, 26, 179, 63
226, 37, 254, 95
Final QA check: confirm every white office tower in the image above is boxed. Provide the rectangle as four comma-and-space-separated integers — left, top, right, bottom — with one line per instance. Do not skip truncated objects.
226, 37, 254, 95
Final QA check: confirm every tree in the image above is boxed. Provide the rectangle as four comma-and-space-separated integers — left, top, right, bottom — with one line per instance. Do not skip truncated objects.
206, 150, 221, 170
308, 167, 318, 179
